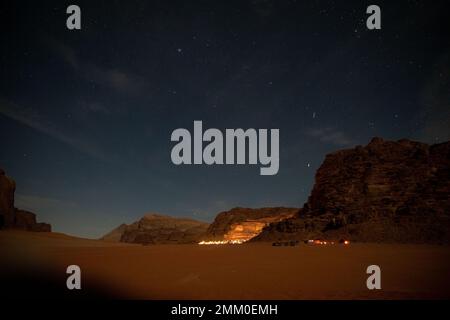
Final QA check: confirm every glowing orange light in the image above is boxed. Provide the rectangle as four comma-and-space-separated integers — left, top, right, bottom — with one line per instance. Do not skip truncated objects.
344, 240, 350, 245
198, 239, 247, 245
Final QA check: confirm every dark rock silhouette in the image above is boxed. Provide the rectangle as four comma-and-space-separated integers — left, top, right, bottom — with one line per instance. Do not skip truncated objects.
254, 138, 450, 243
0, 168, 51, 232
14, 209, 51, 232
102, 214, 209, 244
0, 168, 15, 228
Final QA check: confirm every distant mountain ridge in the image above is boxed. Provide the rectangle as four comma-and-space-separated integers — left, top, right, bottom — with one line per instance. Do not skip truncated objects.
101, 213, 209, 244
103, 138, 450, 244
5, 137, 448, 245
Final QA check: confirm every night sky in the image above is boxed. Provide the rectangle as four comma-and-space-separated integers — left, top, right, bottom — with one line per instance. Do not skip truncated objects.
1, 0, 449, 238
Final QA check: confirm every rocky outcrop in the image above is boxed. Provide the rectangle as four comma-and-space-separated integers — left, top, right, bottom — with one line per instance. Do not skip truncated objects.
0, 168, 51, 232
14, 209, 51, 232
255, 138, 450, 244
0, 168, 16, 228
204, 207, 299, 242
101, 223, 128, 242
102, 214, 209, 244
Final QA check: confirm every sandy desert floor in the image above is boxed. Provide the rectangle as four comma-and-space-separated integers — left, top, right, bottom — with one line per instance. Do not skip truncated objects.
1, 231, 450, 299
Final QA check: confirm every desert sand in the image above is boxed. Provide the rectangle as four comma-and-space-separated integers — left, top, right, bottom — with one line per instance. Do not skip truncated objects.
1, 230, 450, 299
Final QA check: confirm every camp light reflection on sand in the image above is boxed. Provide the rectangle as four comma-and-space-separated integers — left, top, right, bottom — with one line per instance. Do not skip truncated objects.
198, 239, 351, 245
198, 240, 247, 245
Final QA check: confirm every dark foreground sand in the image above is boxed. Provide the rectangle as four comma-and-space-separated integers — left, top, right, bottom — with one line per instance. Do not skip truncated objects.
1, 231, 450, 299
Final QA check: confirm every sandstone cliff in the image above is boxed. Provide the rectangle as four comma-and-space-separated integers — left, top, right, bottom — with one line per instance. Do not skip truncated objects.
101, 214, 209, 244
255, 138, 450, 243
204, 207, 299, 242
0, 168, 51, 232
0, 168, 15, 228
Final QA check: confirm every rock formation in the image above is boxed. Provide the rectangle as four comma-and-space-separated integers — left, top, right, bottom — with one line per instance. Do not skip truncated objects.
0, 168, 15, 228
254, 138, 450, 243
13, 209, 51, 232
0, 168, 51, 232
204, 207, 299, 242
101, 214, 209, 244
101, 223, 128, 242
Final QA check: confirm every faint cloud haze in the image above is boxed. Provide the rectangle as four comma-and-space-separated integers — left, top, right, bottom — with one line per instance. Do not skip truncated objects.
0, 98, 108, 161
45, 36, 148, 96
306, 127, 356, 147
15, 193, 76, 212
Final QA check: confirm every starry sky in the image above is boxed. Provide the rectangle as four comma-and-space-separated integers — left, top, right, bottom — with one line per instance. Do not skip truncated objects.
1, 0, 449, 238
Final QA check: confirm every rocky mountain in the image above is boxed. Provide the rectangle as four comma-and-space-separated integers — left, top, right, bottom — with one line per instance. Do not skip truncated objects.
0, 168, 51, 232
101, 214, 209, 244
204, 207, 299, 242
101, 223, 128, 242
254, 138, 450, 244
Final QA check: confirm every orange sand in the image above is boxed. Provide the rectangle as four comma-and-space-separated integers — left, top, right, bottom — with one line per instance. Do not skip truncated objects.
1, 231, 449, 299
